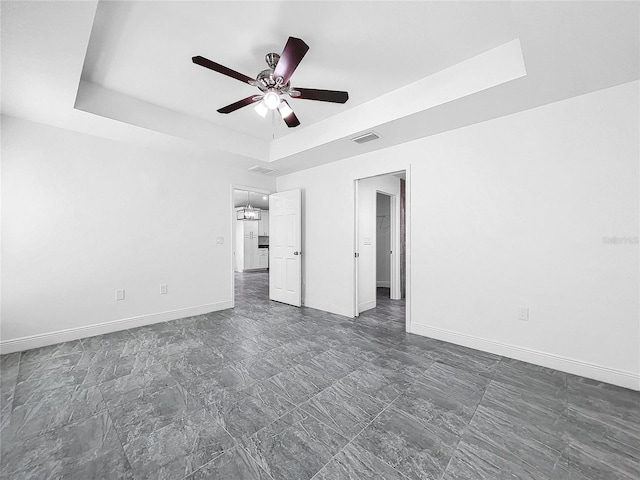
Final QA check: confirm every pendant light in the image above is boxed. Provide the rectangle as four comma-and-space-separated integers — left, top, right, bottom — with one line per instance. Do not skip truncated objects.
237, 191, 261, 221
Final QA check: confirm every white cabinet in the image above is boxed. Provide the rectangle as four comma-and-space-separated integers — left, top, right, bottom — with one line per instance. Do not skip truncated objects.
243, 226, 259, 270
235, 215, 266, 271
258, 248, 269, 268
258, 211, 269, 237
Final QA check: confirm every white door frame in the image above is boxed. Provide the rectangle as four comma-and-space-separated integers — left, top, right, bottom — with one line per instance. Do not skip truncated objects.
230, 184, 272, 308
405, 166, 411, 333
353, 168, 411, 332
353, 180, 360, 317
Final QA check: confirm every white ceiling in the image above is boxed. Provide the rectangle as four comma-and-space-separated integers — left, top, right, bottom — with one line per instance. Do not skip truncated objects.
2, 1, 638, 176
81, 1, 517, 141
234, 189, 269, 210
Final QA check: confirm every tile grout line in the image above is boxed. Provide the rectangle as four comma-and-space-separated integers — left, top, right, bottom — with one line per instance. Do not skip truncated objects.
300, 342, 437, 479
240, 443, 278, 480
107, 374, 229, 480
437, 355, 503, 480
307, 388, 414, 480
103, 393, 136, 478
483, 361, 573, 476
162, 350, 311, 478
180, 423, 251, 480
440, 358, 572, 478
560, 366, 572, 474
231, 346, 421, 479
9, 351, 23, 413
179, 449, 228, 480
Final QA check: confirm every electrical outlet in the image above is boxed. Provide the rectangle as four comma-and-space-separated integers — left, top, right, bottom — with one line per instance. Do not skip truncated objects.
518, 308, 530, 321
116, 289, 125, 301
216, 236, 224, 244
160, 284, 168, 295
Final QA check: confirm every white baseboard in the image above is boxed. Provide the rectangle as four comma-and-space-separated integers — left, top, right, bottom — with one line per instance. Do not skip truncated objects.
410, 323, 640, 391
0, 300, 233, 354
376, 281, 390, 288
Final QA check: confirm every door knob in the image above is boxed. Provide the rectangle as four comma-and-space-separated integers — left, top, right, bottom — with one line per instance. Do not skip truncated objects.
293, 251, 300, 255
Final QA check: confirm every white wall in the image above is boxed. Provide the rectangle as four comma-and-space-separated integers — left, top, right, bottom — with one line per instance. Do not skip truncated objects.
376, 193, 391, 288
277, 80, 640, 390
1, 116, 275, 352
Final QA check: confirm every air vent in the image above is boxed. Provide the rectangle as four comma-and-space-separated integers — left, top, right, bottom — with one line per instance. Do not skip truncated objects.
351, 132, 380, 144
247, 165, 276, 175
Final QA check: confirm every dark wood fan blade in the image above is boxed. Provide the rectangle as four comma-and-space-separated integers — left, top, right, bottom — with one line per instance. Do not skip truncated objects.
193, 56, 254, 84
279, 100, 300, 127
292, 88, 349, 103
217, 96, 260, 114
273, 37, 309, 85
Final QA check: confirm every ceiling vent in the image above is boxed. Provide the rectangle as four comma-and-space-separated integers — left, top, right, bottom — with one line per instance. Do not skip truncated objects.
351, 131, 380, 144
247, 165, 276, 175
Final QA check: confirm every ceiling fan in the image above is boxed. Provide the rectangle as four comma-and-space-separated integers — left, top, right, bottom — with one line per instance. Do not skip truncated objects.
192, 37, 348, 128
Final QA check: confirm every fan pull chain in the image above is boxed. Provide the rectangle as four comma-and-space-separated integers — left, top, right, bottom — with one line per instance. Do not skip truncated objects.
272, 109, 276, 139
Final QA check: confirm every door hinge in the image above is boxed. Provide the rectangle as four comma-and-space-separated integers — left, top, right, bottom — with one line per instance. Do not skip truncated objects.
355, 252, 360, 258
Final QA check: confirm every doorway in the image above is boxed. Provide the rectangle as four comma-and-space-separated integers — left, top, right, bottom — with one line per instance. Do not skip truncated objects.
230, 186, 303, 309
354, 170, 408, 329
231, 186, 271, 306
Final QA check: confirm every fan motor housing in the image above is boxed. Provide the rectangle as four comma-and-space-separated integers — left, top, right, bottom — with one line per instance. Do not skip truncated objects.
256, 65, 290, 94
265, 53, 280, 69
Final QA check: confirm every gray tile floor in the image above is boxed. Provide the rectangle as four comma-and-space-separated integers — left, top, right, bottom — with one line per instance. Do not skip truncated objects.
1, 271, 638, 479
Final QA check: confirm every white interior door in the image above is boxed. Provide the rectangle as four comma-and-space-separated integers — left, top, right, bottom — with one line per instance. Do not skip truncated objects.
356, 179, 377, 314
356, 174, 402, 315
269, 189, 302, 306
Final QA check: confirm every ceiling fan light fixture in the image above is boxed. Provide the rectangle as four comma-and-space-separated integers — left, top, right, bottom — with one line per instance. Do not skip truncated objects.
278, 100, 294, 118
263, 91, 280, 110
254, 101, 269, 118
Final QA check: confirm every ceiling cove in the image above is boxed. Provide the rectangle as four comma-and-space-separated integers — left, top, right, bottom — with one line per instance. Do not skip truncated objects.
2, 1, 636, 176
